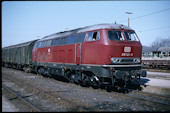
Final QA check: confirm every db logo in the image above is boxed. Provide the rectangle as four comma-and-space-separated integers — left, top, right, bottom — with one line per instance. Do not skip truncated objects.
124, 47, 131, 53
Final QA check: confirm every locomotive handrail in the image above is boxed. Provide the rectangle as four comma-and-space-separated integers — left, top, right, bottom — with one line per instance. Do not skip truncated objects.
102, 64, 142, 68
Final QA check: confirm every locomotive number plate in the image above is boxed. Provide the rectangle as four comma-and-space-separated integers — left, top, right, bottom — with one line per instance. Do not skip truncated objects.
121, 53, 133, 56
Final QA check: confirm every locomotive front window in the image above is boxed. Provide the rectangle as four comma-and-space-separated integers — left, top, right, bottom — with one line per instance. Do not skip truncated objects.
108, 30, 124, 41
124, 31, 139, 41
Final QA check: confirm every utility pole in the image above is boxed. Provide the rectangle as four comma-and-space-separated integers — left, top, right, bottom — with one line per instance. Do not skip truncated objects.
125, 12, 133, 27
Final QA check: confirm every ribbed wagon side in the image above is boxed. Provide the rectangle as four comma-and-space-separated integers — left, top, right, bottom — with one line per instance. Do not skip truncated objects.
2, 40, 37, 72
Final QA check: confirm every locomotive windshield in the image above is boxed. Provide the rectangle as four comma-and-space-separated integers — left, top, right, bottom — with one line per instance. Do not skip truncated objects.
124, 31, 139, 41
108, 30, 124, 41
108, 30, 139, 41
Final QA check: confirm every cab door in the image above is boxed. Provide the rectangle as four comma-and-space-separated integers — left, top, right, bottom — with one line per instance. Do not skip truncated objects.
76, 43, 82, 64
82, 31, 101, 64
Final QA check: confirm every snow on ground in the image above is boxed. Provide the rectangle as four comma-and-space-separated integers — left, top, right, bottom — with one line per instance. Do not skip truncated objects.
141, 71, 170, 88
140, 78, 170, 89
2, 95, 19, 112
147, 71, 170, 76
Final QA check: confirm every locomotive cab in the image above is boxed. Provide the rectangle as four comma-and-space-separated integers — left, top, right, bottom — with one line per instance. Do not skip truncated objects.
101, 27, 147, 87
107, 29, 141, 64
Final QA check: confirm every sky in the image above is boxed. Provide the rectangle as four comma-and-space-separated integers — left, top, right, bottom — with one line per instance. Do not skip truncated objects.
2, 1, 170, 48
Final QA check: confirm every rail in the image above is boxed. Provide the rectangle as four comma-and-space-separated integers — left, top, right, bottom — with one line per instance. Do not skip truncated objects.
2, 75, 88, 112
2, 85, 41, 112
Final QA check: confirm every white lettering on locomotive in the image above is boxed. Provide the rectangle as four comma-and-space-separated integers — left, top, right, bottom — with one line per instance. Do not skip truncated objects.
121, 53, 133, 56
48, 48, 50, 53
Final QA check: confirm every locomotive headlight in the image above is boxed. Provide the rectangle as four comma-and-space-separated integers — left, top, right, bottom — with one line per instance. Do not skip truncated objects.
133, 58, 140, 63
111, 58, 121, 64
111, 57, 140, 64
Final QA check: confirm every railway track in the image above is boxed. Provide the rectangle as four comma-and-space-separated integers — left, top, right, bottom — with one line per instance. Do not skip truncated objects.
3, 74, 170, 110
124, 82, 170, 106
2, 67, 170, 111
127, 89, 170, 106
2, 85, 41, 112
2, 75, 88, 112
143, 68, 170, 73
98, 85, 170, 106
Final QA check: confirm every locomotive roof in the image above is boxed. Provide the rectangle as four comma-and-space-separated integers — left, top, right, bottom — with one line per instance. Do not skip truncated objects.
39, 23, 133, 41
2, 39, 38, 50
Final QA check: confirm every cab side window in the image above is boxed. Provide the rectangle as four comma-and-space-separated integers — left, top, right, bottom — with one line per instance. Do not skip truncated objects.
87, 31, 100, 42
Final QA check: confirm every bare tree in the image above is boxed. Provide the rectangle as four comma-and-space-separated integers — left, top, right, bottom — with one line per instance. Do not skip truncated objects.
151, 37, 170, 50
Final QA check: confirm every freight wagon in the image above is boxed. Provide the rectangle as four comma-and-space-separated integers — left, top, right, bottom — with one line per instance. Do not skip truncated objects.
2, 40, 37, 72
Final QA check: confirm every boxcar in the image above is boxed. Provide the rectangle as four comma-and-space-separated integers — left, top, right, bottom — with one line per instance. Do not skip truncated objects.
32, 23, 146, 88
2, 40, 37, 72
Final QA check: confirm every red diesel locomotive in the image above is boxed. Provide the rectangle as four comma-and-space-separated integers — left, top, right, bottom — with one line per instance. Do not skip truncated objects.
32, 23, 146, 88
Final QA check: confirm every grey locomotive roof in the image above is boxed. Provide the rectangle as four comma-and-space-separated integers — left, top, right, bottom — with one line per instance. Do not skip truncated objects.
2, 39, 38, 50
39, 23, 133, 41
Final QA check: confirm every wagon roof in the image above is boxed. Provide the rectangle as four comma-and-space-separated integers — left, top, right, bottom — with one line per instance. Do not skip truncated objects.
157, 47, 170, 52
2, 39, 38, 50
39, 23, 133, 41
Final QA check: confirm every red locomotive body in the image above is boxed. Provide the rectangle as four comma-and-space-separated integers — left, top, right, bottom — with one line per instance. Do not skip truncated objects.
32, 23, 146, 88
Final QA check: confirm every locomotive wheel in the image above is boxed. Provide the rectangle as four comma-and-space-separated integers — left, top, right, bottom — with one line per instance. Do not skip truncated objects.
37, 67, 48, 77
69, 74, 76, 83
114, 79, 127, 89
68, 72, 100, 88
69, 73, 80, 84
92, 80, 99, 89
79, 73, 89, 87
90, 76, 100, 89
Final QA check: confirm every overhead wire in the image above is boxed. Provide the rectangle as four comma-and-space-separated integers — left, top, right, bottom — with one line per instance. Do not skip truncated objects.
118, 8, 170, 32
131, 8, 170, 20
139, 26, 170, 33
119, 8, 170, 23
